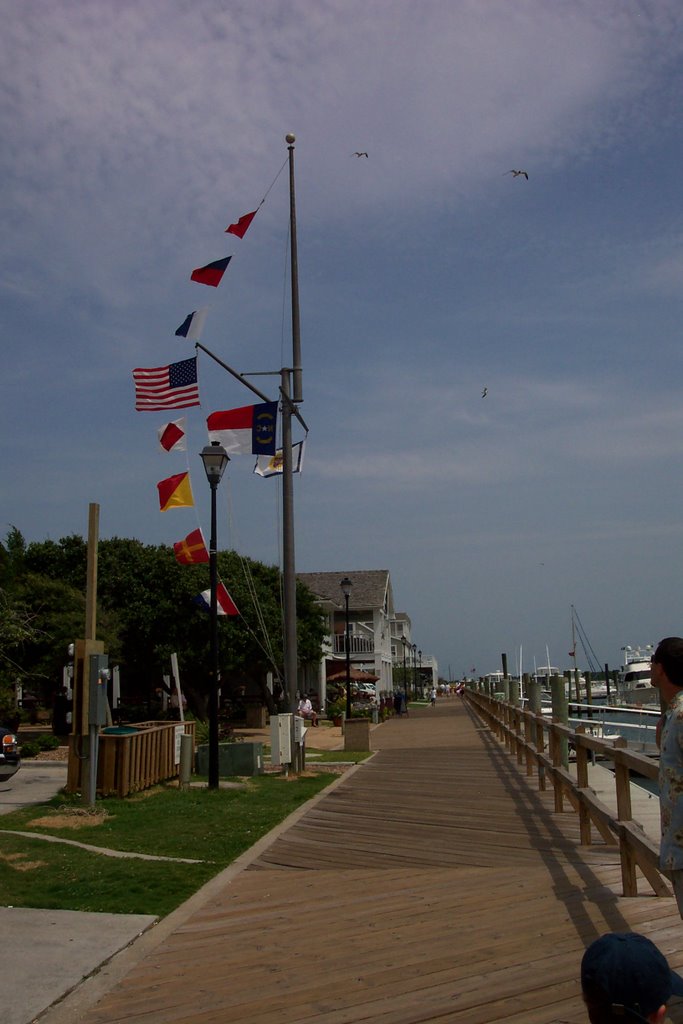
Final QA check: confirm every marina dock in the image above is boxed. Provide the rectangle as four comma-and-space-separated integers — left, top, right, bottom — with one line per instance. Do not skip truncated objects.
44, 698, 683, 1024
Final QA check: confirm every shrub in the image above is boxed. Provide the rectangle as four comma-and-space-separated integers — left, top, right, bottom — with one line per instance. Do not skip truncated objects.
37, 734, 60, 751
19, 740, 39, 758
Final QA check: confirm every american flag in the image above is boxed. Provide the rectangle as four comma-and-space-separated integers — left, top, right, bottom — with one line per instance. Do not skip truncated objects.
133, 357, 200, 411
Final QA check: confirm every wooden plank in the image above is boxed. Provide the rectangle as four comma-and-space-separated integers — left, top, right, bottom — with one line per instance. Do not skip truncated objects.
74, 700, 678, 1024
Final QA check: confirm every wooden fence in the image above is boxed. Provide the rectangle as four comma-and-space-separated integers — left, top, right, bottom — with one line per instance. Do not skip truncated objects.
95, 720, 195, 798
465, 689, 669, 899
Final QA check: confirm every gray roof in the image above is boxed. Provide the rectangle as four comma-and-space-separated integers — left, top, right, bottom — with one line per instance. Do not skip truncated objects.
298, 570, 394, 614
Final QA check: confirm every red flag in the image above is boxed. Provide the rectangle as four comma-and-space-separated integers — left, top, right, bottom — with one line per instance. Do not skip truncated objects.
225, 209, 257, 239
190, 256, 232, 287
216, 582, 239, 615
174, 528, 209, 565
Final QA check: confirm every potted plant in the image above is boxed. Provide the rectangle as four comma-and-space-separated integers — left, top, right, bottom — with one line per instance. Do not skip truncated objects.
325, 700, 345, 727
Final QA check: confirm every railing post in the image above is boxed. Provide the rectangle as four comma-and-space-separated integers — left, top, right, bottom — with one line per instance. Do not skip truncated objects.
551, 674, 569, 768
550, 723, 564, 812
611, 738, 638, 895
575, 725, 591, 845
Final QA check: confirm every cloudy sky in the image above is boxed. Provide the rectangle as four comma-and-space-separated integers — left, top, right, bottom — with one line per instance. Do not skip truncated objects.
3, 1, 683, 680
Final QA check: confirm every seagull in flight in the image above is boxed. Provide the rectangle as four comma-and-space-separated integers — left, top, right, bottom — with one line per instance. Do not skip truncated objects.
505, 169, 528, 179
352, 151, 369, 158
481, 387, 488, 398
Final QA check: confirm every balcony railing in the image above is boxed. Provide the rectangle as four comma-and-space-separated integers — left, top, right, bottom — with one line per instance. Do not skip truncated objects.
333, 634, 375, 654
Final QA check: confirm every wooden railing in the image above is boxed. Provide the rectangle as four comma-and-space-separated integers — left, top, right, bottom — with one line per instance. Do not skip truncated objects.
465, 690, 669, 899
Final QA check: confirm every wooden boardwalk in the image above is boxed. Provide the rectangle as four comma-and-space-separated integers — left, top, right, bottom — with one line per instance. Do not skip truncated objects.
72, 699, 683, 1024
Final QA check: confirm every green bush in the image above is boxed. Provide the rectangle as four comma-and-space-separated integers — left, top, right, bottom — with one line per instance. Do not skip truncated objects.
19, 740, 39, 758
37, 734, 60, 751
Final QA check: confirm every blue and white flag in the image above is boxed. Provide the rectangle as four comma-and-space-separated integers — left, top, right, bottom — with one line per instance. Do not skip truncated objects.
175, 308, 208, 341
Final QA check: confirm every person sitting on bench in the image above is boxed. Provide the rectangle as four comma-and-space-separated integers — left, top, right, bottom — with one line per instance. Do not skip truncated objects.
297, 696, 318, 726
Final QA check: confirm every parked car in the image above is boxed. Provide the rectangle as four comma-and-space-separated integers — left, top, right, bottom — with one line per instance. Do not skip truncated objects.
0, 727, 20, 782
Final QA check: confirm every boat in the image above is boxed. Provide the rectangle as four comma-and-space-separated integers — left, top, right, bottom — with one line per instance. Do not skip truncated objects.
620, 645, 654, 690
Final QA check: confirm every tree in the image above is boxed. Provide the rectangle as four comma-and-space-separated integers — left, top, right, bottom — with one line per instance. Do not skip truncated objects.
15, 531, 326, 720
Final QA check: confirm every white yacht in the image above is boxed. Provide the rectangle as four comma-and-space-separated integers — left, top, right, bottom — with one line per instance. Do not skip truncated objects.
620, 645, 654, 690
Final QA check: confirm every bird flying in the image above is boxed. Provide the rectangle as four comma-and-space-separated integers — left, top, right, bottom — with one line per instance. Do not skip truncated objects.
352, 151, 369, 157
505, 169, 528, 179
481, 387, 488, 398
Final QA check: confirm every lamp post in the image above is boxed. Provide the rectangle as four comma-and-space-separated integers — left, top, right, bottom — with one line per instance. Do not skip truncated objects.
200, 440, 230, 790
402, 637, 407, 700
340, 577, 352, 721
411, 643, 417, 701
418, 649, 422, 699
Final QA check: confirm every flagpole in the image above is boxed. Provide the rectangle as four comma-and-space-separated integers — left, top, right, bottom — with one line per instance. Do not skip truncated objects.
286, 133, 302, 404
281, 132, 305, 724
281, 367, 298, 714
194, 341, 272, 404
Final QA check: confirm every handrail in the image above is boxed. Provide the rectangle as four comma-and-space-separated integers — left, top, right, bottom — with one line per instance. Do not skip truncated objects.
465, 690, 669, 899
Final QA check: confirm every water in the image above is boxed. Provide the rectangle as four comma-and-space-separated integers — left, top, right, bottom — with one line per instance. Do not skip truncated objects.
561, 701, 661, 752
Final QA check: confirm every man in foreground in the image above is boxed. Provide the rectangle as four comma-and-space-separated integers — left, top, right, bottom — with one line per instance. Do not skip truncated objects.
581, 932, 683, 1023
651, 636, 683, 915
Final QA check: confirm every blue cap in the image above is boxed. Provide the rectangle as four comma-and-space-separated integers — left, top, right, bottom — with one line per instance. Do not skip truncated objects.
581, 933, 683, 1016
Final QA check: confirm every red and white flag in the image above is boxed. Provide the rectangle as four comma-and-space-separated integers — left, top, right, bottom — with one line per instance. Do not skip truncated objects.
158, 418, 187, 453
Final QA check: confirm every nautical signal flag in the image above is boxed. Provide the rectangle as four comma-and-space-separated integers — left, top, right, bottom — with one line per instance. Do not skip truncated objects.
207, 401, 277, 456
175, 308, 208, 341
193, 582, 239, 616
190, 256, 232, 287
254, 440, 305, 477
133, 357, 200, 411
157, 472, 194, 512
158, 418, 187, 453
174, 528, 209, 564
225, 209, 257, 239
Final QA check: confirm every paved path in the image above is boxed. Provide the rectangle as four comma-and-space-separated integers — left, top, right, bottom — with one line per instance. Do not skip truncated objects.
33, 699, 683, 1024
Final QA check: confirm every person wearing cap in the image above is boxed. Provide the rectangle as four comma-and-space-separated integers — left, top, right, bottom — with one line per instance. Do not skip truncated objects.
581, 932, 683, 1023
650, 636, 683, 916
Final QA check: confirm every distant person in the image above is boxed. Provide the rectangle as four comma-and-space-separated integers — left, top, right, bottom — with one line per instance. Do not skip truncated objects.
581, 931, 683, 1023
429, 687, 437, 707
297, 696, 318, 726
651, 636, 683, 916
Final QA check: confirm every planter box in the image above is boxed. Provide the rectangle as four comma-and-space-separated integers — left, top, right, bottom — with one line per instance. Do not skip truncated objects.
344, 717, 371, 752
195, 741, 264, 777
245, 705, 267, 728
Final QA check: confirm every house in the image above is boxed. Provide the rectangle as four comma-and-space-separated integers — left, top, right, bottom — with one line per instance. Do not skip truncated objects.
390, 612, 439, 695
297, 570, 396, 707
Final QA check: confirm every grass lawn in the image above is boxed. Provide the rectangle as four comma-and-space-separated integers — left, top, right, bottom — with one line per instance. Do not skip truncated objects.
0, 772, 335, 917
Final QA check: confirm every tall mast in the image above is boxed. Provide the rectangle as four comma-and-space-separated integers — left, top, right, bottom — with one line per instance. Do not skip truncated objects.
282, 132, 300, 710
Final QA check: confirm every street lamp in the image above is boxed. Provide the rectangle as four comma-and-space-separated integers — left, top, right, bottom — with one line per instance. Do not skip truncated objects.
411, 643, 417, 701
418, 649, 422, 698
200, 440, 230, 790
402, 637, 407, 700
340, 577, 352, 721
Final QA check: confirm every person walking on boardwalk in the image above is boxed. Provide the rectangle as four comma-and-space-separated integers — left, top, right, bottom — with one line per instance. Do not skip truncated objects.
651, 636, 683, 917
581, 932, 683, 1023
429, 687, 437, 706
